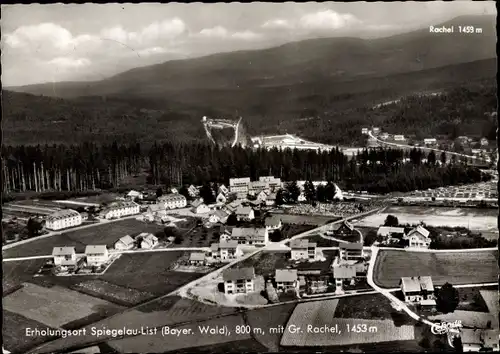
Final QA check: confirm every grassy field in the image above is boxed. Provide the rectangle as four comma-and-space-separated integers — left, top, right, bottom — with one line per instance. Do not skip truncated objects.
3, 218, 167, 258
456, 287, 491, 312
107, 314, 250, 352
334, 294, 395, 320
236, 251, 290, 277
171, 223, 218, 248
373, 249, 498, 288
3, 282, 124, 328
281, 224, 317, 239
304, 234, 340, 247
2, 310, 59, 354
245, 303, 297, 351
2, 259, 46, 295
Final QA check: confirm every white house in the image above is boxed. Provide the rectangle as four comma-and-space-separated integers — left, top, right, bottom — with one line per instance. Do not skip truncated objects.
266, 193, 277, 206
212, 240, 240, 260
218, 184, 229, 196
191, 200, 210, 214
99, 201, 140, 220
85, 245, 109, 266
126, 190, 143, 200
216, 192, 227, 204
361, 127, 369, 134
140, 234, 159, 249
394, 135, 405, 141
377, 226, 405, 238
297, 192, 307, 202
170, 187, 178, 194
235, 206, 255, 221
223, 267, 255, 295
404, 225, 431, 248
231, 228, 268, 246
372, 127, 381, 134
187, 185, 199, 198
189, 252, 207, 266
332, 261, 357, 294
380, 133, 390, 140
45, 209, 82, 230
158, 194, 187, 209
52, 246, 77, 268
114, 235, 135, 250
275, 269, 298, 292
256, 190, 269, 202
339, 243, 364, 261
209, 210, 229, 224
264, 215, 282, 231
290, 239, 318, 261
400, 276, 435, 304
424, 138, 437, 145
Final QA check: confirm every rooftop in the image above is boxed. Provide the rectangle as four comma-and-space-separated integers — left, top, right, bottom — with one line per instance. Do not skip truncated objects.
117, 235, 135, 246
46, 209, 80, 222
219, 240, 239, 249
400, 276, 434, 293
84, 245, 108, 254
275, 269, 298, 282
231, 228, 267, 241
189, 252, 206, 261
52, 246, 76, 256
290, 239, 316, 249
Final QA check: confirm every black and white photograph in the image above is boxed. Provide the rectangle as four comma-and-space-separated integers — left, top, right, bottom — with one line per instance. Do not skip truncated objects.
1, 2, 498, 353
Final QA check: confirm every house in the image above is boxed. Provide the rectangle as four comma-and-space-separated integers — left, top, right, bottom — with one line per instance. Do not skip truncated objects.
231, 228, 268, 246
264, 215, 282, 231
170, 187, 178, 194
377, 226, 405, 238
394, 135, 405, 141
99, 201, 140, 219
266, 193, 277, 206
258, 176, 282, 191
45, 209, 82, 230
380, 133, 389, 140
399, 276, 435, 304
209, 210, 229, 224
372, 127, 380, 134
140, 234, 158, 249
216, 192, 227, 204
189, 252, 207, 266
147, 203, 165, 214
290, 239, 318, 261
218, 184, 229, 196
256, 190, 268, 202
424, 138, 437, 145
114, 235, 135, 250
235, 206, 255, 221
191, 200, 210, 214
480, 137, 489, 147
52, 247, 77, 268
126, 190, 143, 200
222, 267, 255, 295
329, 220, 356, 237
85, 245, 109, 266
404, 225, 431, 248
275, 269, 298, 292
361, 127, 369, 134
187, 185, 199, 198
158, 193, 187, 209
229, 177, 251, 198
332, 261, 357, 293
297, 192, 307, 202
460, 329, 499, 352
218, 240, 240, 260
80, 212, 89, 221
339, 243, 364, 261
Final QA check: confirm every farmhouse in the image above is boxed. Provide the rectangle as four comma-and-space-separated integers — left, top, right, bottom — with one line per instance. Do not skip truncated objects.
235, 206, 255, 221
231, 228, 268, 246
189, 252, 207, 266
394, 135, 405, 141
275, 269, 298, 292
85, 245, 109, 266
377, 226, 406, 238
399, 276, 435, 304
266, 193, 277, 206
191, 200, 210, 214
290, 239, 318, 261
187, 185, 199, 198
126, 190, 143, 200
216, 192, 227, 204
460, 329, 499, 352
329, 220, 355, 237
45, 209, 82, 230
140, 234, 158, 249
339, 243, 364, 261
209, 210, 229, 224
114, 235, 135, 250
158, 193, 187, 209
404, 225, 431, 248
99, 201, 140, 219
52, 247, 77, 268
223, 267, 255, 295
229, 177, 251, 198
265, 215, 282, 231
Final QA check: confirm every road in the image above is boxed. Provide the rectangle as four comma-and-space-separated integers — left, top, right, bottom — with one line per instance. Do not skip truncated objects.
367, 131, 489, 162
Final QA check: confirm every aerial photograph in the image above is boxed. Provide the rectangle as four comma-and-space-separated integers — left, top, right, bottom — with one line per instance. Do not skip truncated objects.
1, 1, 498, 353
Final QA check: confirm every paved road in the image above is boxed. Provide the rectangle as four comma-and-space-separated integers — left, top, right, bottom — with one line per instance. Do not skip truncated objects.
368, 131, 489, 162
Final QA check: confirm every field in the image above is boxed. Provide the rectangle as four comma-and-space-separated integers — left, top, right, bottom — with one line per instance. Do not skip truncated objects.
2, 310, 59, 354
171, 223, 219, 249
353, 206, 497, 232
281, 224, 317, 239
71, 279, 156, 306
2, 259, 47, 295
270, 213, 339, 226
334, 294, 400, 321
304, 234, 340, 247
456, 287, 491, 312
237, 251, 290, 277
281, 300, 415, 347
479, 289, 499, 314
245, 303, 297, 351
3, 218, 166, 258
67, 193, 123, 204
107, 314, 250, 352
3, 282, 124, 328
373, 249, 498, 288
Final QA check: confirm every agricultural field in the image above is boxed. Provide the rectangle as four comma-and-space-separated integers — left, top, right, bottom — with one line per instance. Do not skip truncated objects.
281, 224, 316, 239
281, 300, 415, 347
334, 294, 398, 321
170, 223, 219, 249
237, 251, 290, 277
270, 213, 340, 226
373, 249, 498, 288
353, 206, 497, 233
2, 310, 59, 354
246, 303, 297, 351
3, 259, 47, 295
71, 279, 156, 306
107, 314, 250, 352
3, 282, 124, 329
3, 218, 167, 258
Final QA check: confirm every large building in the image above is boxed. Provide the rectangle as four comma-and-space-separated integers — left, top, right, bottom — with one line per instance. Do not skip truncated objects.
253, 134, 334, 152
158, 193, 187, 209
99, 201, 140, 220
231, 228, 268, 246
222, 267, 256, 295
259, 176, 282, 191
290, 239, 318, 261
229, 177, 251, 198
52, 246, 77, 268
45, 209, 82, 230
85, 245, 109, 266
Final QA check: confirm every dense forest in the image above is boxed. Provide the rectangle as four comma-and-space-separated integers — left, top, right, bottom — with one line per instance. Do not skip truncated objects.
2, 142, 491, 200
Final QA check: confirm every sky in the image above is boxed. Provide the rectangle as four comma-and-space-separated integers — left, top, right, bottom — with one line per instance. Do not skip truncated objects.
1, 1, 496, 86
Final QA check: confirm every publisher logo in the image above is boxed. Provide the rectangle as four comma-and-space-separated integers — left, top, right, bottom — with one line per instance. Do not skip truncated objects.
431, 321, 462, 335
